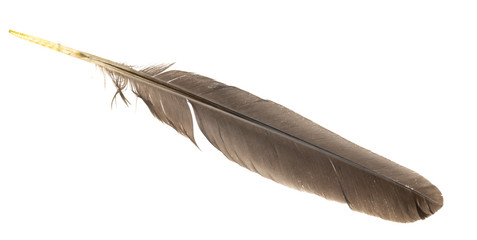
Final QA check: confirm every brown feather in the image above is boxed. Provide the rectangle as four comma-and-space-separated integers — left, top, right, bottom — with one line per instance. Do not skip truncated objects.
9, 30, 443, 222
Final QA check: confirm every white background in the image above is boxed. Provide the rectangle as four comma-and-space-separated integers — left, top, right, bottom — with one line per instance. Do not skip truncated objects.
1, 0, 476, 239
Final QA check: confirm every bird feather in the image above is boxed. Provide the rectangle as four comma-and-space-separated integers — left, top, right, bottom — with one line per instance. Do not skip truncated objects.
9, 30, 443, 222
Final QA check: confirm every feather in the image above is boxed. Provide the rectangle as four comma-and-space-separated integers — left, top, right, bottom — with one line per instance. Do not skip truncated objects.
9, 30, 443, 223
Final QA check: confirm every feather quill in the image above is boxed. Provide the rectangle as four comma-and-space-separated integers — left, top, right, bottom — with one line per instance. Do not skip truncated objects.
9, 30, 443, 222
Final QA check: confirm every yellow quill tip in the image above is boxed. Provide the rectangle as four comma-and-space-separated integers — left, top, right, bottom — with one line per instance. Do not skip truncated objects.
9, 30, 86, 59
